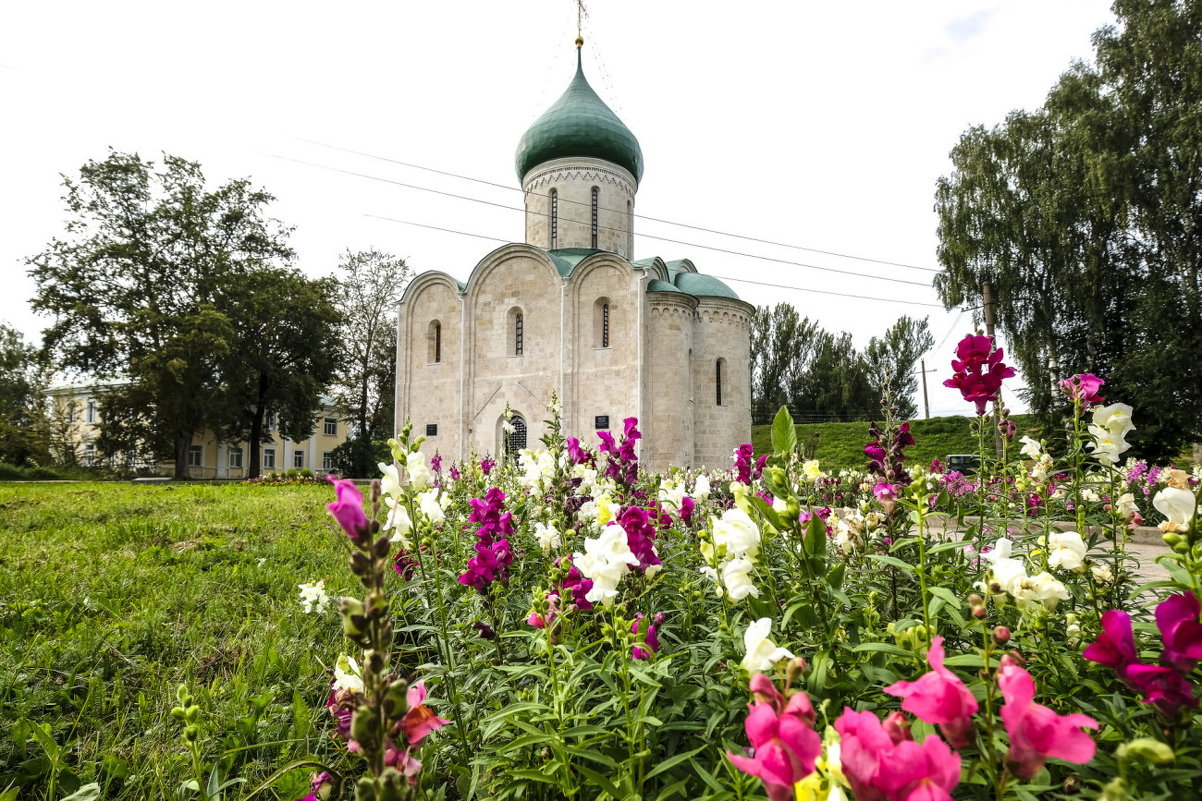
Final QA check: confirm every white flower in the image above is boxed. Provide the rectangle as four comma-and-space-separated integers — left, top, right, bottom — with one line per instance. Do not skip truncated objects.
298, 580, 330, 614
577, 500, 598, 526
1024, 571, 1070, 609
534, 521, 561, 553
573, 524, 639, 607
711, 507, 761, 560
692, 473, 711, 501
740, 617, 794, 673
1046, 530, 1087, 571
1087, 403, 1135, 465
1081, 487, 1101, 503
383, 497, 413, 547
333, 654, 364, 693
1031, 453, 1054, 482
502, 420, 516, 435
406, 451, 434, 491
378, 461, 402, 497
1116, 492, 1139, 518
983, 538, 1014, 564
1093, 402, 1135, 436
699, 566, 723, 596
722, 557, 761, 600
1019, 435, 1043, 461
417, 488, 444, 524
1090, 562, 1114, 584
991, 557, 1028, 597
658, 479, 686, 510
1153, 486, 1197, 528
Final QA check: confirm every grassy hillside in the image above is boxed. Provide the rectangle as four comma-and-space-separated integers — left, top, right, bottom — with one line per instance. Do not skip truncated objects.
750, 414, 1040, 472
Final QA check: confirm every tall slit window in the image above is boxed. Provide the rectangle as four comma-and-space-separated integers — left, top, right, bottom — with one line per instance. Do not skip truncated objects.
602, 303, 610, 347
515, 312, 524, 355
550, 189, 558, 249
594, 297, 611, 348
590, 186, 599, 248
428, 320, 442, 363
716, 358, 725, 406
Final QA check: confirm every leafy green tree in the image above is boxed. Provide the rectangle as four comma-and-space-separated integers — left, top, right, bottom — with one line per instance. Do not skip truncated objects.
218, 268, 343, 478
934, 0, 1202, 460
28, 151, 298, 477
750, 303, 819, 423
863, 316, 934, 420
0, 322, 46, 465
795, 331, 874, 422
330, 249, 411, 476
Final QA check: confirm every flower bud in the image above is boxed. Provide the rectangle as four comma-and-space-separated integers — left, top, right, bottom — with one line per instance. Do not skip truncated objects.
786, 656, 808, 683
967, 593, 983, 607
993, 626, 1011, 644
350, 706, 379, 747
972, 606, 987, 620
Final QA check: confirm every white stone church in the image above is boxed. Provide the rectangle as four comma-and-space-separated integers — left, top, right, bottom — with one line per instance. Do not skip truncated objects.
394, 41, 753, 471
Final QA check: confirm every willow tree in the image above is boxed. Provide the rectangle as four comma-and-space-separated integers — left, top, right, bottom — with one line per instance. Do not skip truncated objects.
934, 0, 1202, 460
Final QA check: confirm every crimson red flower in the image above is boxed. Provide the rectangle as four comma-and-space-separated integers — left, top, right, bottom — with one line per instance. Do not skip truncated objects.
1083, 609, 1139, 681
943, 334, 1016, 415
1156, 591, 1202, 674
399, 681, 450, 745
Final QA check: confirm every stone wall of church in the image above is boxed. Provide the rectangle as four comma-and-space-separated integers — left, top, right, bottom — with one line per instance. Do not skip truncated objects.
463, 249, 563, 457
397, 276, 463, 460
643, 293, 698, 471
691, 299, 753, 469
522, 157, 636, 258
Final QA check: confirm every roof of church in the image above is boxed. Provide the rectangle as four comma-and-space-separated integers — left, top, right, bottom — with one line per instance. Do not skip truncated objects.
549, 248, 741, 300
514, 47, 644, 183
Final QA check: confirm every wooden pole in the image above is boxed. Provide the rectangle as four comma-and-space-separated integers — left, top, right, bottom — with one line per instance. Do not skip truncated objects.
921, 358, 930, 420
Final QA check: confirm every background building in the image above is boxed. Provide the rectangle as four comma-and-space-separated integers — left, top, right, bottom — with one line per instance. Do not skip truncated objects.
395, 42, 753, 470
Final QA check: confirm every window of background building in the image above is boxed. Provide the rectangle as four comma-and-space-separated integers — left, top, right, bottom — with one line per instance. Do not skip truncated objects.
322, 452, 334, 471
228, 447, 243, 468
323, 417, 337, 436
85, 399, 97, 424
188, 445, 203, 467
716, 358, 725, 406
263, 448, 276, 469
590, 186, 599, 248
550, 188, 558, 248
83, 443, 95, 466
294, 450, 304, 469
428, 320, 442, 363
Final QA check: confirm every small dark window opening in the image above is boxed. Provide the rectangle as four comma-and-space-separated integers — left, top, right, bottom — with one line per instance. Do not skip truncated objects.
716, 359, 723, 406
595, 415, 610, 429
590, 186, 599, 248
602, 303, 610, 347
426, 424, 438, 436
434, 323, 441, 362
550, 189, 558, 249
515, 312, 524, 356
505, 416, 528, 458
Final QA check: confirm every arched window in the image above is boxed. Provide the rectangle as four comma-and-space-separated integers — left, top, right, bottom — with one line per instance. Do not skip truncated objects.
550, 189, 559, 249
508, 307, 525, 356
503, 414, 528, 459
593, 297, 611, 348
716, 358, 725, 406
427, 320, 442, 363
590, 186, 599, 248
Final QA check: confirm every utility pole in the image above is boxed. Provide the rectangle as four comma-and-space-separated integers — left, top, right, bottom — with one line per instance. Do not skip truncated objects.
920, 359, 930, 419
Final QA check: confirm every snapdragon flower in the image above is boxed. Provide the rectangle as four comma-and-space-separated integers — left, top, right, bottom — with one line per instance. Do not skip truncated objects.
534, 520, 561, 553
1046, 530, 1087, 571
298, 580, 331, 614
741, 617, 795, 673
573, 524, 639, 607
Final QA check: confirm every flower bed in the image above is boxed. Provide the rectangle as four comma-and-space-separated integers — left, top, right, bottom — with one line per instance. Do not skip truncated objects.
295, 342, 1200, 801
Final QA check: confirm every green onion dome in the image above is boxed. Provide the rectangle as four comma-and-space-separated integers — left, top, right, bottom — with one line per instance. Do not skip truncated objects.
515, 46, 644, 183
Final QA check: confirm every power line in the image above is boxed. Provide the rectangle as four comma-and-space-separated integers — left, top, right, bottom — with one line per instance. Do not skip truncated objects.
364, 213, 946, 308
271, 152, 935, 290
295, 138, 941, 273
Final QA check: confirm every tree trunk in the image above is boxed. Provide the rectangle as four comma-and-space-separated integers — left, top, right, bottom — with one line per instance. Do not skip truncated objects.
174, 434, 190, 480
247, 371, 270, 479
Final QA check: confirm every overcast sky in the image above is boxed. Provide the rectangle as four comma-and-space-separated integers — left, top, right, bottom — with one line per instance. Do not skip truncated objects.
0, 0, 1118, 418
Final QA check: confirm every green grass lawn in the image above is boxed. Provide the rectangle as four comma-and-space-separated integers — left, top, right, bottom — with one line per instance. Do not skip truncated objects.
750, 414, 1040, 471
1, 482, 353, 800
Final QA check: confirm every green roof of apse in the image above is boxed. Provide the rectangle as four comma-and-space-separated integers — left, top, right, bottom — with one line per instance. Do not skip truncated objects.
674, 271, 740, 300
547, 247, 604, 277
515, 49, 644, 183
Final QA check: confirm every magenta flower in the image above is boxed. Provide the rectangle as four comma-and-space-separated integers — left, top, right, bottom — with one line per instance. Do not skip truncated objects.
458, 489, 515, 591
727, 676, 821, 801
631, 612, 664, 660
556, 557, 594, 611
399, 681, 450, 745
733, 443, 755, 484
326, 477, 368, 541
1059, 373, 1105, 405
480, 457, 495, 475
943, 334, 1016, 415
1083, 609, 1139, 681
1126, 663, 1198, 718
878, 736, 961, 801
1155, 591, 1202, 674
597, 418, 641, 487
872, 482, 898, 503
997, 655, 1097, 779
565, 436, 590, 466
884, 636, 979, 748
618, 505, 662, 573
679, 495, 696, 525
835, 708, 902, 801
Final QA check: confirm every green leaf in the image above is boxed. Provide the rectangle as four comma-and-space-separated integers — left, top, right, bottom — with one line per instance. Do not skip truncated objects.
771, 406, 797, 456
942, 653, 988, 668
803, 512, 827, 567
928, 586, 962, 608
644, 745, 707, 780
60, 785, 101, 801
851, 642, 914, 658
865, 553, 915, 572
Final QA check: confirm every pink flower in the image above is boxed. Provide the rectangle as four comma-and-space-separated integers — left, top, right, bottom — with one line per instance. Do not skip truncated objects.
884, 636, 979, 748
399, 681, 450, 745
631, 612, 664, 660
326, 477, 367, 540
727, 676, 821, 801
1058, 373, 1105, 405
998, 655, 1097, 779
872, 482, 898, 503
879, 737, 960, 801
1126, 663, 1198, 718
1083, 610, 1139, 681
1155, 592, 1202, 674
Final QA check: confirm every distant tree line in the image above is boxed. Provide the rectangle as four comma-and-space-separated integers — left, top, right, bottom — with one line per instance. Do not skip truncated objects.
7, 150, 410, 477
750, 304, 933, 424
